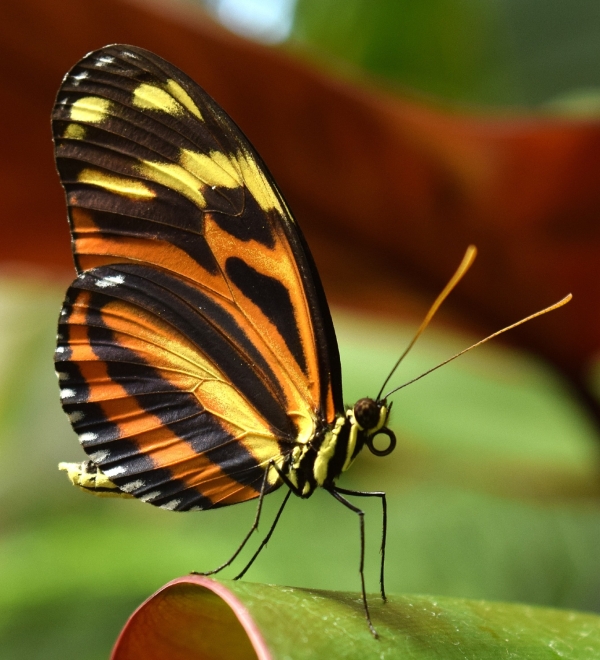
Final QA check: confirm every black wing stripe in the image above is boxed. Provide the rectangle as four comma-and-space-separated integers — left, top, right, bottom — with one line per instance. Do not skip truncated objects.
226, 256, 307, 374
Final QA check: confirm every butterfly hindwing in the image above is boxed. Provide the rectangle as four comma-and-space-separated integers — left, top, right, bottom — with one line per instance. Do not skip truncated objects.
53, 45, 342, 510
57, 266, 287, 509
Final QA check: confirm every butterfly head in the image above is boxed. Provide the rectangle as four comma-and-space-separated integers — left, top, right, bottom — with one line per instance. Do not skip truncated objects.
348, 397, 397, 459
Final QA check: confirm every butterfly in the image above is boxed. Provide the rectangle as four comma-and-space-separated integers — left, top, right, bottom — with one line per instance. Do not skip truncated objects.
53, 45, 570, 637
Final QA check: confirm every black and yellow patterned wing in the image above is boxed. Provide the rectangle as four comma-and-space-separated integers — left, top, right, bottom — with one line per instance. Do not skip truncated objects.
52, 45, 342, 511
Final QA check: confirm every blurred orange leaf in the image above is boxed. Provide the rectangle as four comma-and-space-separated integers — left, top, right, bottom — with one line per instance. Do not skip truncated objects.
1, 0, 599, 400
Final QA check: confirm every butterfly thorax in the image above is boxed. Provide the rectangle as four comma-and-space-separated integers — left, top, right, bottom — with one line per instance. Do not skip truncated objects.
283, 399, 391, 498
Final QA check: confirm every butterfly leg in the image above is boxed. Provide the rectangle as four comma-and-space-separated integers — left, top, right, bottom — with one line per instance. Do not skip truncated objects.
193, 469, 271, 577
232, 459, 302, 579
233, 489, 293, 580
333, 486, 388, 602
328, 487, 378, 638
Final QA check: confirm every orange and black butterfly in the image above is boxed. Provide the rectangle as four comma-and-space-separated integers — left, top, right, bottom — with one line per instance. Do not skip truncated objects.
52, 43, 398, 634
53, 45, 570, 635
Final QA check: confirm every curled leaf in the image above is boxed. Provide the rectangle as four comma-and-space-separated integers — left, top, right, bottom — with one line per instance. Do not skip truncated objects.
112, 576, 271, 660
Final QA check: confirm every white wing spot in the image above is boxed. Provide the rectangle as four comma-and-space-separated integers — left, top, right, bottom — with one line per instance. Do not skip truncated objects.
79, 431, 98, 444
96, 274, 125, 288
140, 491, 161, 502
90, 449, 110, 463
103, 465, 126, 478
188, 505, 203, 512
55, 346, 65, 354
120, 479, 145, 493
71, 71, 89, 86
160, 499, 182, 511
56, 371, 69, 381
60, 388, 76, 400
96, 55, 115, 66
68, 410, 84, 423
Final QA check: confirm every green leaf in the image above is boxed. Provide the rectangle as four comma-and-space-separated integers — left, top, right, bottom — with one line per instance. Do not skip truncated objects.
112, 577, 600, 659
291, 0, 600, 108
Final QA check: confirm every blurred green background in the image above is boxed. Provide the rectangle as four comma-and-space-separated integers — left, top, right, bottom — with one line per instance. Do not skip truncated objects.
3, 1, 600, 658
1, 275, 599, 659
209, 0, 600, 111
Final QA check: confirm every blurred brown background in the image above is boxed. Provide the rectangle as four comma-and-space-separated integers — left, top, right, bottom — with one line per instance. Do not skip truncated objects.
3, 0, 600, 407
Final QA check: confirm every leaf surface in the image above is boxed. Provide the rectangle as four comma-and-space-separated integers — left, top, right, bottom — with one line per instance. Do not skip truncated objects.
112, 577, 600, 660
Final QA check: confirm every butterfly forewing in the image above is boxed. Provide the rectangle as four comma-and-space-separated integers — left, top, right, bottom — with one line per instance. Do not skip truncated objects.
53, 45, 342, 510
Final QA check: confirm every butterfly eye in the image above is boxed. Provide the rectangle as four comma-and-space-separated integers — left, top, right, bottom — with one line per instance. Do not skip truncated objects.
353, 397, 380, 430
366, 428, 396, 457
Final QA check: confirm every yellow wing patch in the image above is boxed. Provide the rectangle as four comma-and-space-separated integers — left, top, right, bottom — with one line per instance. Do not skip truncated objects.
132, 81, 204, 121
136, 159, 208, 208
78, 168, 156, 200
69, 96, 112, 123
182, 150, 241, 190
133, 83, 183, 115
134, 148, 285, 214
64, 123, 86, 140
166, 79, 203, 120
236, 151, 285, 215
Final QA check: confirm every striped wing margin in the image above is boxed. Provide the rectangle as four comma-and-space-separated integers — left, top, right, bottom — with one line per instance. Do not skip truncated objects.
52, 45, 342, 510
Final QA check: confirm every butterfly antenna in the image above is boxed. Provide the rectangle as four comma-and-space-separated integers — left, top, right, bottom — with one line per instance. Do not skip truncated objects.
376, 245, 478, 401
382, 294, 572, 400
